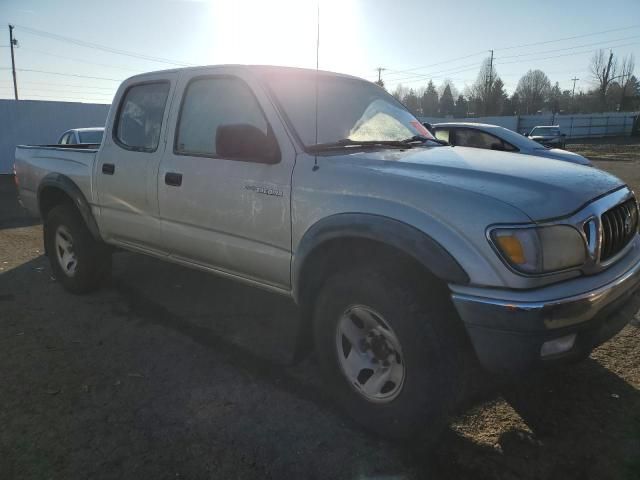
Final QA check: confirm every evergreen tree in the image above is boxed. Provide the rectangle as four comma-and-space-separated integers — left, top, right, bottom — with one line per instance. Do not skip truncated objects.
403, 88, 420, 115
438, 84, 455, 116
454, 95, 468, 117
421, 81, 439, 116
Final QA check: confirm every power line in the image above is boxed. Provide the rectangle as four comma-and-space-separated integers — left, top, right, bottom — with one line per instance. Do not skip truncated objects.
389, 61, 483, 84
495, 41, 639, 66
0, 93, 111, 103
385, 51, 487, 77
18, 47, 146, 72
495, 35, 640, 59
494, 24, 640, 51
13, 24, 195, 67
0, 80, 116, 90
10, 88, 113, 97
17, 68, 123, 81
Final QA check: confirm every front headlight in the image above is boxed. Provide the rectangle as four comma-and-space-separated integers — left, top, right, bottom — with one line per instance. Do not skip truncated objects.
490, 225, 586, 274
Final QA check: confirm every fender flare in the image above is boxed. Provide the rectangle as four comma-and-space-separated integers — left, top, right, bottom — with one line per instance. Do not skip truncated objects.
292, 213, 469, 302
37, 173, 103, 241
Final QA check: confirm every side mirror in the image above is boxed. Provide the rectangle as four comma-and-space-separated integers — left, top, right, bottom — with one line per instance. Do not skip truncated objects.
216, 124, 280, 164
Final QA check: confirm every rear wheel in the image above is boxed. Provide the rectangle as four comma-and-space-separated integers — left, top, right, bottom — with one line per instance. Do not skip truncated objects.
44, 203, 111, 294
313, 265, 464, 441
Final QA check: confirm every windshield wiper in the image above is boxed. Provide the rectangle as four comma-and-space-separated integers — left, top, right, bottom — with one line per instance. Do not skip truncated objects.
401, 135, 449, 146
308, 136, 448, 152
307, 138, 411, 152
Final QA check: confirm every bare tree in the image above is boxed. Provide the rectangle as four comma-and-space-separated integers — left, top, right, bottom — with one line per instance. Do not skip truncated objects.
468, 57, 501, 114
392, 84, 408, 102
515, 69, 551, 114
618, 54, 636, 110
590, 49, 618, 110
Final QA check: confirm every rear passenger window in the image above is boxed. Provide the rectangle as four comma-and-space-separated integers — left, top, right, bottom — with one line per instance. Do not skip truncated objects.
115, 82, 170, 152
175, 77, 269, 157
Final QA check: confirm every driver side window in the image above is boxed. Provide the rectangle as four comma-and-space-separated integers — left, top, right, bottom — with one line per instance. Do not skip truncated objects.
455, 128, 516, 151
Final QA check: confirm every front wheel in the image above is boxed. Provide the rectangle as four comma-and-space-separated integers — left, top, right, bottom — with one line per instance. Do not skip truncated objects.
313, 266, 465, 441
44, 203, 111, 294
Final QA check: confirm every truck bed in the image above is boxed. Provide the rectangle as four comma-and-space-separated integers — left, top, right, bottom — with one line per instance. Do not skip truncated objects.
14, 144, 99, 218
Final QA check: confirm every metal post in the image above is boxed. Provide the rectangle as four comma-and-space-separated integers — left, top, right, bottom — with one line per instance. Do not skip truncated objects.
569, 116, 574, 138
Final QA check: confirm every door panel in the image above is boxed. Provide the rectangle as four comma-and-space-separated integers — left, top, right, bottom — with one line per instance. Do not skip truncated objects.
158, 70, 295, 289
95, 75, 177, 252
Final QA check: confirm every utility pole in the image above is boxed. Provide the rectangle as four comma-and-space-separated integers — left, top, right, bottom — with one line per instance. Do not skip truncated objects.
375, 67, 386, 87
8, 24, 18, 100
485, 50, 494, 114
571, 77, 579, 98
571, 77, 579, 112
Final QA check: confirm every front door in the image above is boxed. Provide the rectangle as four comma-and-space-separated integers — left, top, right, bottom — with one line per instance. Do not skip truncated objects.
158, 70, 295, 290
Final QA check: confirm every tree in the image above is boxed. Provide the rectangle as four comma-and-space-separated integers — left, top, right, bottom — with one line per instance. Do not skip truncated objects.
618, 54, 636, 111
590, 49, 618, 111
468, 57, 503, 115
403, 88, 420, 115
489, 78, 507, 115
454, 94, 468, 117
548, 82, 562, 113
508, 92, 521, 115
438, 79, 459, 100
515, 69, 551, 114
392, 84, 408, 102
421, 81, 439, 116
438, 84, 455, 116
374, 78, 385, 89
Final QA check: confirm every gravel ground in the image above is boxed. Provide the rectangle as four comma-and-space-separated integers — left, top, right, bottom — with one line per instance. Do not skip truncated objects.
1, 140, 639, 479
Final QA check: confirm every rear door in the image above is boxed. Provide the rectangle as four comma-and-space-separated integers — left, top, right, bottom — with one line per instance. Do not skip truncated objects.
157, 69, 296, 290
95, 73, 177, 253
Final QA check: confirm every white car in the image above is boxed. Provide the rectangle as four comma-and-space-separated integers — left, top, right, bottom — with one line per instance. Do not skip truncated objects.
58, 127, 104, 145
432, 122, 591, 166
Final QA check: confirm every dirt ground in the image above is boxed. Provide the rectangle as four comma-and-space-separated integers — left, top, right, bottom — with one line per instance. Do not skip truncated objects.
1, 139, 639, 480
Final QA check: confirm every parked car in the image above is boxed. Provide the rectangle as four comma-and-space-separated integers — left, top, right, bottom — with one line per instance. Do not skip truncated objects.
58, 127, 104, 145
528, 125, 566, 148
432, 122, 591, 166
14, 65, 640, 442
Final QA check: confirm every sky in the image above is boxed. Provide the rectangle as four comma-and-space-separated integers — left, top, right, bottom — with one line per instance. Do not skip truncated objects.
1, 0, 639, 104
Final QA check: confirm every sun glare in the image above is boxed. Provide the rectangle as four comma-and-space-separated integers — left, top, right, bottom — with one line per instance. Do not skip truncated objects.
206, 0, 366, 76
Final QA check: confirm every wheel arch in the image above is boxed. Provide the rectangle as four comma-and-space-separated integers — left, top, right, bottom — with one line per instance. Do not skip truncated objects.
38, 173, 102, 241
292, 213, 469, 306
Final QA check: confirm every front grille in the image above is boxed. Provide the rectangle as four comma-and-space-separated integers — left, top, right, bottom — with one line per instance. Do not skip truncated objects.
600, 198, 638, 261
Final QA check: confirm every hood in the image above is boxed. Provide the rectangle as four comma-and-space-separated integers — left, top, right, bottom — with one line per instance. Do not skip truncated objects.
341, 145, 623, 221
532, 148, 592, 166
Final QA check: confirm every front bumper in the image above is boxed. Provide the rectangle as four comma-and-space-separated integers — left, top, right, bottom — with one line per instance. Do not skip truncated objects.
451, 256, 640, 374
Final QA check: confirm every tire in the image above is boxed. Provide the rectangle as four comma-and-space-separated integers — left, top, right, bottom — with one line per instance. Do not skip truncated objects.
313, 265, 465, 442
44, 203, 111, 294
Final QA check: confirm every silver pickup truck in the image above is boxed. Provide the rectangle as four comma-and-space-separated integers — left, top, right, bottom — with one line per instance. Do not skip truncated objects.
14, 65, 640, 441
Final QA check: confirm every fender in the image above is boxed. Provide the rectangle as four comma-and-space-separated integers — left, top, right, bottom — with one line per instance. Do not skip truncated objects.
38, 173, 103, 241
292, 213, 469, 302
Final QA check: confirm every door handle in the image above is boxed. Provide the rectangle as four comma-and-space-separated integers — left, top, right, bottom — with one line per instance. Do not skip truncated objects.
165, 172, 183, 187
102, 163, 115, 175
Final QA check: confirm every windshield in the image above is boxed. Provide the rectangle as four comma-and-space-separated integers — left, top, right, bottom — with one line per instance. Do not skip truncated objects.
78, 130, 104, 144
491, 126, 549, 149
530, 127, 560, 136
263, 71, 434, 147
